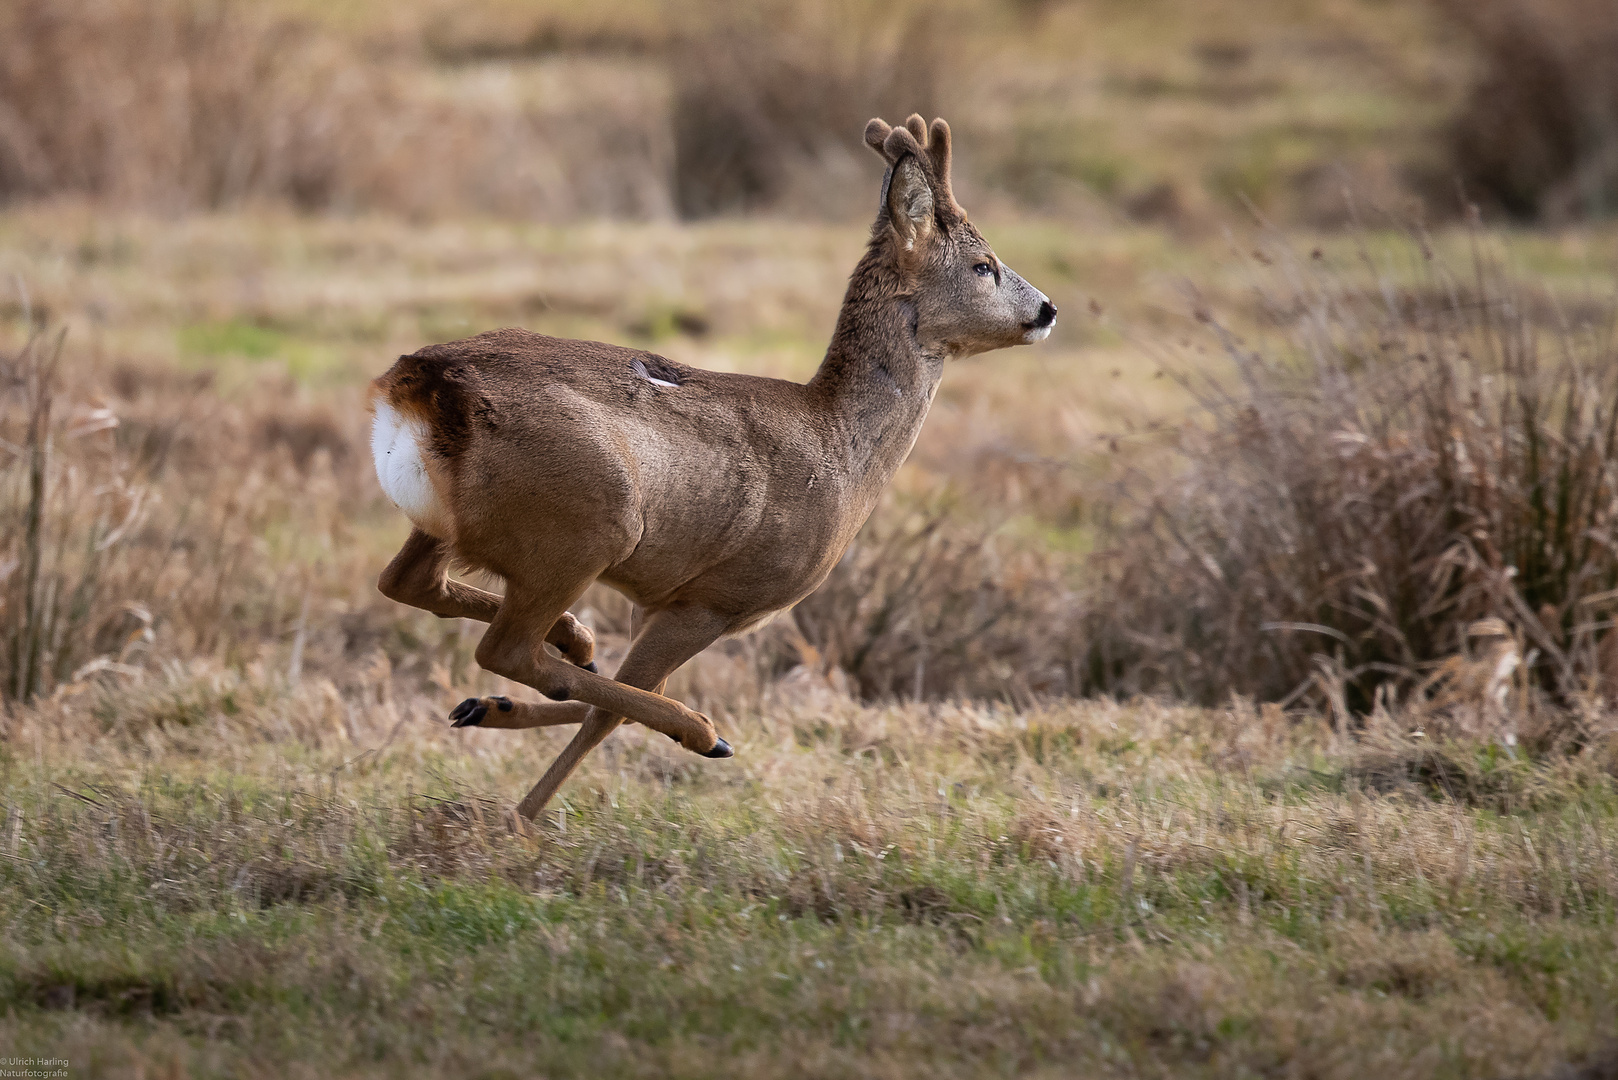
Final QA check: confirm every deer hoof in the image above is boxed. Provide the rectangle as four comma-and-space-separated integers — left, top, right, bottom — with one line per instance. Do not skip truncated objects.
667, 732, 733, 758
449, 695, 513, 727
581, 660, 598, 673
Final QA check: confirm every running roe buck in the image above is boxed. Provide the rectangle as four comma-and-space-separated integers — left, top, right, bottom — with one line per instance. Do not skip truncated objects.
369, 115, 1056, 818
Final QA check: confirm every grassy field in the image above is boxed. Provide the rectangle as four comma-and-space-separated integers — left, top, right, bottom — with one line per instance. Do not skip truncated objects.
5, 681, 1618, 1077
1, 204, 1616, 1076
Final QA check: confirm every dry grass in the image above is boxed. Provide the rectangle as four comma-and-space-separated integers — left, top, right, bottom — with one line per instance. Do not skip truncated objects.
3, 673, 1617, 1076
665, 0, 948, 218
0, 0, 675, 220
0, 0, 948, 221
0, 0, 390, 212
0, 0, 1531, 225
794, 496, 1078, 702
1442, 0, 1618, 221
1083, 227, 1618, 727
0, 323, 392, 712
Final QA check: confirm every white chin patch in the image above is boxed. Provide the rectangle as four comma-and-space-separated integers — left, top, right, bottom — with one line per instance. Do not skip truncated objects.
1023, 324, 1054, 343
371, 401, 451, 537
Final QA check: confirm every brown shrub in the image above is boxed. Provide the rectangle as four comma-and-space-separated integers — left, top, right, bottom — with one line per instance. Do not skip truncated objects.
0, 0, 953, 221
1442, 0, 1618, 221
0, 329, 144, 700
0, 0, 674, 219
668, 0, 947, 218
794, 498, 1078, 702
0, 326, 402, 706
1083, 230, 1618, 714
1345, 715, 1589, 813
0, 0, 387, 211
1328, 926, 1463, 999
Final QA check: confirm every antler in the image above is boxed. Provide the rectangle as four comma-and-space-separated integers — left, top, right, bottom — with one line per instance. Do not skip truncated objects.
863, 118, 894, 156
864, 114, 962, 220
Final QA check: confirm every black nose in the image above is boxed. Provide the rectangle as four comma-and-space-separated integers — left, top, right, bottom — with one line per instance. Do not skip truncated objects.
1034, 300, 1057, 328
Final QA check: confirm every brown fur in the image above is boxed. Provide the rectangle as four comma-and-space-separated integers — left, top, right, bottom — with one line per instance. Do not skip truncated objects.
371, 115, 1056, 817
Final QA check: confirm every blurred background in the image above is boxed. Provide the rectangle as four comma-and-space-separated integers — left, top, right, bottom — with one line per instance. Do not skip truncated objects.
4, 0, 1615, 225
2, 0, 1618, 726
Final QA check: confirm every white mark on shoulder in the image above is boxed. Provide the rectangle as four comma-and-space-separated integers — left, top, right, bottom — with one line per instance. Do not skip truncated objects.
632, 357, 680, 389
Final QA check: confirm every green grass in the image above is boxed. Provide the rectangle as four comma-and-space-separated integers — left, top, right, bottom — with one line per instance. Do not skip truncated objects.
3, 687, 1617, 1077
177, 318, 353, 387
178, 319, 288, 362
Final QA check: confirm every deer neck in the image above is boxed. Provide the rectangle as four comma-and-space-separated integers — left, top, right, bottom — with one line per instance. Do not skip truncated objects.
809, 251, 945, 493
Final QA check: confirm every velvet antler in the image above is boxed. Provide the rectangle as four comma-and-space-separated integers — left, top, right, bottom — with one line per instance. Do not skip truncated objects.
864, 114, 964, 223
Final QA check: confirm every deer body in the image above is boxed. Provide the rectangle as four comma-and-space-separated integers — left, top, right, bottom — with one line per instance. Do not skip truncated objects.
370, 116, 1054, 818
374, 331, 886, 632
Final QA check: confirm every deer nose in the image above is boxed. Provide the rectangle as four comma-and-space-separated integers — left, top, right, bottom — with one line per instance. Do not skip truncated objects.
1032, 300, 1057, 329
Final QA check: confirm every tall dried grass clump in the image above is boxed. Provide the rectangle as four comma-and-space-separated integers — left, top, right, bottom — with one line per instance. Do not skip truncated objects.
794, 499, 1077, 703
0, 321, 396, 710
1442, 0, 1618, 220
668, 0, 947, 218
0, 0, 964, 220
1084, 231, 1618, 721
0, 0, 675, 219
0, 0, 390, 212
0, 328, 146, 701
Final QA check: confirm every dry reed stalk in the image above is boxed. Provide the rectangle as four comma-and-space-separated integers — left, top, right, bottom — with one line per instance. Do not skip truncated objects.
10, 330, 58, 701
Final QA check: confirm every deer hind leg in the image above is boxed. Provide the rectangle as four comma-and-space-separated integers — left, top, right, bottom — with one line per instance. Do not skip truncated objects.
517, 605, 731, 819
378, 528, 502, 622
447, 608, 596, 730
379, 527, 596, 662
445, 610, 628, 729
449, 694, 591, 729
472, 587, 727, 762
448, 604, 647, 729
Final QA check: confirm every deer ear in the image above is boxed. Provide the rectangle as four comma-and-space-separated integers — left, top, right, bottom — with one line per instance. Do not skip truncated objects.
886, 156, 935, 250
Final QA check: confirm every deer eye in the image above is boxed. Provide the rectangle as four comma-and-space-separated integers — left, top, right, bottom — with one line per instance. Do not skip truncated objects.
973, 262, 994, 277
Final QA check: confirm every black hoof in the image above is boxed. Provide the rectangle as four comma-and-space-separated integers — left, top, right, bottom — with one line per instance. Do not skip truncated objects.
582, 661, 598, 673
700, 737, 734, 760
449, 698, 485, 727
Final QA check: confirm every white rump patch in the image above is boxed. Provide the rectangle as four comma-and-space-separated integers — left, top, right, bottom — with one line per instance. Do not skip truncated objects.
371, 401, 451, 537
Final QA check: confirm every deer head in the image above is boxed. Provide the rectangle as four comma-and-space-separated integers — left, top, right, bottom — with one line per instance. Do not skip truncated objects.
865, 114, 1056, 357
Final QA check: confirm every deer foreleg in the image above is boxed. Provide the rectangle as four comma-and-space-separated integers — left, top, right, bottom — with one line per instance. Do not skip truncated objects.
515, 605, 732, 819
